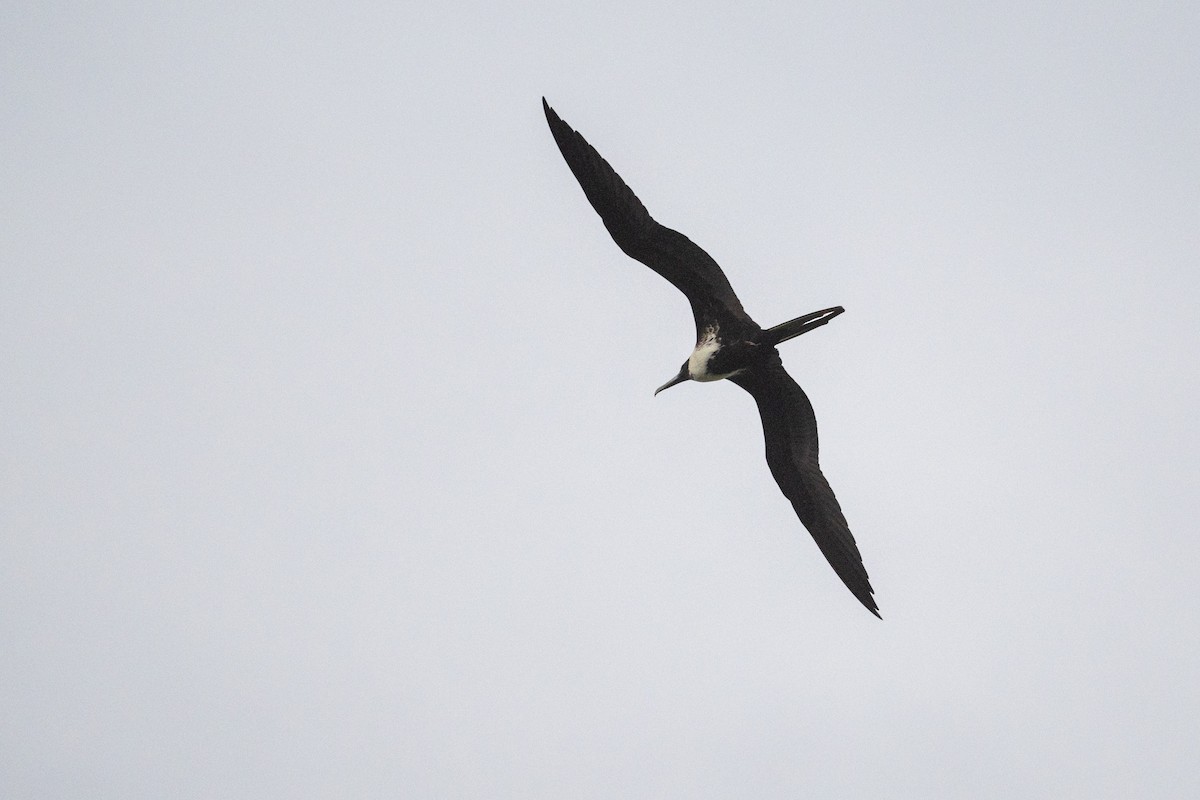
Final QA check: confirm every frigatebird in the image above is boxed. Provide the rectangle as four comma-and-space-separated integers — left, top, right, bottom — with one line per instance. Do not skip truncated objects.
543, 98, 879, 618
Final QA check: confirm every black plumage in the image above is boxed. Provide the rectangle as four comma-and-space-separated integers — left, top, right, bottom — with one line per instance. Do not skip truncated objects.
543, 98, 879, 618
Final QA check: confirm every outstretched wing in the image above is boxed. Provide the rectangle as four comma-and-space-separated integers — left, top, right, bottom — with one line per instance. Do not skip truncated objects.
543, 98, 758, 335
731, 355, 880, 617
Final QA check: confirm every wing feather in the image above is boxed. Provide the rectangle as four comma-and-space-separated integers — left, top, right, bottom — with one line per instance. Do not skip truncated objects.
543, 99, 757, 335
731, 356, 880, 617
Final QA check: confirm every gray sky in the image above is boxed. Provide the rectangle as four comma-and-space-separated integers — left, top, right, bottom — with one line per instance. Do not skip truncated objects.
3, 1, 1199, 797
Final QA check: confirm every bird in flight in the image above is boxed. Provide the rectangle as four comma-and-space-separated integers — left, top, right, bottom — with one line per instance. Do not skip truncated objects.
542, 98, 880, 617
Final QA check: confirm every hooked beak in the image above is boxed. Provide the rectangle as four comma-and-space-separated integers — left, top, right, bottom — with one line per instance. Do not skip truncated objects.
654, 366, 690, 396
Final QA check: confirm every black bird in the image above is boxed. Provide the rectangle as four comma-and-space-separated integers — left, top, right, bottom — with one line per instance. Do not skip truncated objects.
543, 99, 879, 618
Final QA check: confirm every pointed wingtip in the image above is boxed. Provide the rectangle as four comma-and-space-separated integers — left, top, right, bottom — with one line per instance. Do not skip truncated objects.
856, 587, 881, 619
543, 98, 569, 136
854, 585, 883, 623
853, 583, 881, 619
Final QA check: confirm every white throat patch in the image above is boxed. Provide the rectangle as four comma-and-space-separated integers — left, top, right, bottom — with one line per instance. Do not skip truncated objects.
688, 328, 725, 381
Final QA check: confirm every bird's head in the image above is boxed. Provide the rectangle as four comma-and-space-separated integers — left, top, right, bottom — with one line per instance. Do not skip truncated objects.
654, 362, 691, 396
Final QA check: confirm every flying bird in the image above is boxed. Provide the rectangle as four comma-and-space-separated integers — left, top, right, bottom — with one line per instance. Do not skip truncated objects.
542, 98, 879, 618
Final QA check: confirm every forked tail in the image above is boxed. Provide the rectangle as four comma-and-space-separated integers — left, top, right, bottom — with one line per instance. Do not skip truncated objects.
762, 306, 845, 346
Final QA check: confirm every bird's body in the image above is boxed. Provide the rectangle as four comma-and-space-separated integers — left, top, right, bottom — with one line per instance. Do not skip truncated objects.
543, 98, 879, 617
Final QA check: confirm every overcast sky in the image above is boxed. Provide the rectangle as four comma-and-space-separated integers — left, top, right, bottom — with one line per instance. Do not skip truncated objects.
3, 2, 1199, 797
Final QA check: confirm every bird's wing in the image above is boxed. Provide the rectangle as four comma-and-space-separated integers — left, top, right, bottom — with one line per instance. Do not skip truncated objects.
543, 99, 757, 335
730, 355, 880, 617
